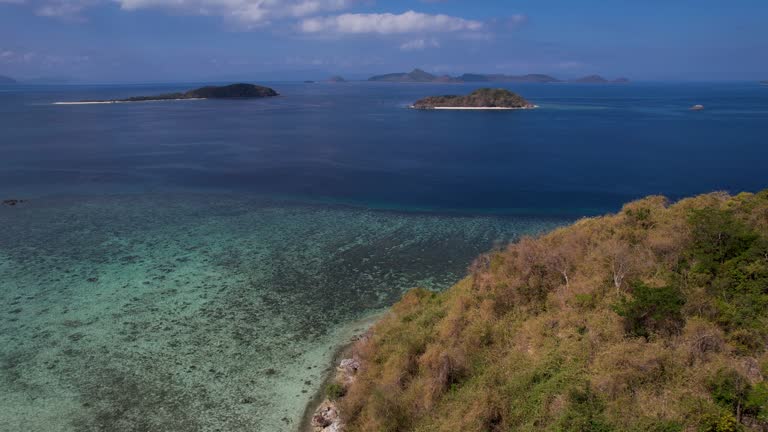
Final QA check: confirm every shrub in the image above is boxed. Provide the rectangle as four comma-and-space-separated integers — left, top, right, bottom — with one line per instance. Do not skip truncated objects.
326, 382, 346, 400
708, 369, 751, 415
613, 281, 685, 338
699, 413, 743, 432
557, 384, 614, 432
745, 382, 768, 422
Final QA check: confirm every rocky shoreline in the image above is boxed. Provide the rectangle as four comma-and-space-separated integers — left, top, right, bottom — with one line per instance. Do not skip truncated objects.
301, 331, 372, 432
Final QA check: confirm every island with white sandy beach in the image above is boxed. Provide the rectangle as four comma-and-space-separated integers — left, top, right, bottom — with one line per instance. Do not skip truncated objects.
55, 83, 279, 105
411, 88, 536, 110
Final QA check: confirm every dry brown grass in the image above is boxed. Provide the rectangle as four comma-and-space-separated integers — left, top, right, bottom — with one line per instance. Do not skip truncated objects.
337, 191, 768, 432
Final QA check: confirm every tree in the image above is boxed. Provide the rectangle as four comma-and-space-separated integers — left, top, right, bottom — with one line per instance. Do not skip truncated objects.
613, 281, 686, 338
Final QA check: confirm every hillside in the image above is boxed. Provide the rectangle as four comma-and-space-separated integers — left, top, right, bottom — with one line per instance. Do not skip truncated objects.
78, 83, 278, 103
367, 69, 626, 84
412, 88, 534, 109
326, 190, 768, 432
458, 73, 561, 83
572, 75, 630, 84
369, 69, 444, 83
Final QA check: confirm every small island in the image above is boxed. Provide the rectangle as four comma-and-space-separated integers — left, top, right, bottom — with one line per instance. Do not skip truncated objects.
571, 74, 629, 84
57, 83, 279, 104
411, 88, 536, 110
327, 75, 347, 83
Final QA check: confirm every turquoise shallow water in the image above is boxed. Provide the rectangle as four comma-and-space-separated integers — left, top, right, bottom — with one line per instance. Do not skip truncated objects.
0, 194, 566, 431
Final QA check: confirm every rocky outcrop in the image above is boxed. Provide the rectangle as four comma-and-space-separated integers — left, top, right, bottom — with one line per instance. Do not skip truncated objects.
310, 334, 370, 432
2, 199, 25, 206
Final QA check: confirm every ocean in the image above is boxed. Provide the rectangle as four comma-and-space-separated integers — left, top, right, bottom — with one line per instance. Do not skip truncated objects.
1, 81, 766, 431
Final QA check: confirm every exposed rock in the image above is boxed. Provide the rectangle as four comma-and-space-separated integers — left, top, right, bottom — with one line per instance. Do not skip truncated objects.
311, 400, 342, 432
2, 199, 25, 206
690, 104, 705, 111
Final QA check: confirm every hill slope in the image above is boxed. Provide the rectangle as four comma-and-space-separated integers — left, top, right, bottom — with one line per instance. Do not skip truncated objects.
333, 190, 768, 432
412, 88, 534, 109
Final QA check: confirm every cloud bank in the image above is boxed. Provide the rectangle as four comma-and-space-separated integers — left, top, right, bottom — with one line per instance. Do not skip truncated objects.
300, 10, 482, 35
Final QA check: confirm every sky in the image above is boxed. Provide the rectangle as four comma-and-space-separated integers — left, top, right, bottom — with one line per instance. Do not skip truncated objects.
1, 0, 767, 83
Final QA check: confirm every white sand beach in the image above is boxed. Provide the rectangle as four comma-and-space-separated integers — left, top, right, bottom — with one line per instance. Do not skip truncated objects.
53, 98, 206, 105
411, 105, 538, 110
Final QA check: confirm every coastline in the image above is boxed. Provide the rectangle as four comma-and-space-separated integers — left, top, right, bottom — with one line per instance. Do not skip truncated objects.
298, 312, 383, 432
410, 105, 538, 110
52, 98, 207, 105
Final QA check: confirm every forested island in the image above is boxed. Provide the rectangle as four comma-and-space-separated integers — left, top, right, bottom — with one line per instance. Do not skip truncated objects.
64, 83, 278, 104
367, 68, 629, 84
311, 190, 768, 432
411, 88, 535, 110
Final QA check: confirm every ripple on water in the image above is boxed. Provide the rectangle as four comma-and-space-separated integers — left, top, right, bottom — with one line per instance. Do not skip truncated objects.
0, 194, 568, 431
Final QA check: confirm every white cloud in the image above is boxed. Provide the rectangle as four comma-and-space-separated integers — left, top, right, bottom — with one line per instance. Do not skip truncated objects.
116, 0, 358, 25
300, 10, 483, 35
508, 14, 527, 28
400, 38, 439, 51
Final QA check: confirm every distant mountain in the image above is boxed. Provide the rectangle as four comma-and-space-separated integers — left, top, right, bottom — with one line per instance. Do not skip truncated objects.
367, 69, 625, 84
572, 74, 629, 84
0, 75, 17, 84
458, 73, 561, 83
369, 68, 443, 83
327, 75, 347, 83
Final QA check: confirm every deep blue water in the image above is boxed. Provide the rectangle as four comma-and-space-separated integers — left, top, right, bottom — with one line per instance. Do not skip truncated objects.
2, 81, 766, 215
1, 82, 767, 431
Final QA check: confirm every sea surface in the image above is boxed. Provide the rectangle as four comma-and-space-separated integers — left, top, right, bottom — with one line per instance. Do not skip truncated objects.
1, 81, 767, 431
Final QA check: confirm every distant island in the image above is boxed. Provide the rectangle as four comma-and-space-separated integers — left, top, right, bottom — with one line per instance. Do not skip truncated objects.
368, 68, 629, 84
761, 80, 768, 85
458, 73, 560, 83
369, 68, 455, 83
58, 83, 279, 104
0, 75, 17, 84
571, 74, 630, 84
327, 75, 347, 83
411, 88, 535, 110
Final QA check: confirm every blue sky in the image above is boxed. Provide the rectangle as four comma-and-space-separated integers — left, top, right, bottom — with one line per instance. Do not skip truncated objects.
1, 0, 767, 82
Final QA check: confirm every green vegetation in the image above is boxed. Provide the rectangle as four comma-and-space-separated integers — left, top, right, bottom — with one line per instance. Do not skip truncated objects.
326, 383, 347, 400
412, 88, 534, 109
83, 83, 278, 102
337, 191, 768, 431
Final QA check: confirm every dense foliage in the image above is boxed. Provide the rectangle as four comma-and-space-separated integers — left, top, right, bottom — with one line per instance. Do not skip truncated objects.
412, 88, 533, 109
337, 191, 768, 432
118, 83, 278, 102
